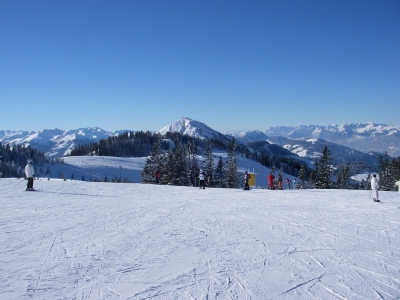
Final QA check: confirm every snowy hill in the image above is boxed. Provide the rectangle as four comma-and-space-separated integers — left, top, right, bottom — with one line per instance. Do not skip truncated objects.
230, 123, 400, 157
34, 150, 288, 188
158, 117, 233, 144
2, 179, 399, 299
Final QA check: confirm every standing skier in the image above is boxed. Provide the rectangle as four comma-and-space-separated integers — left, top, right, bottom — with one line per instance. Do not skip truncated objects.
24, 159, 35, 191
199, 170, 206, 189
243, 171, 251, 190
154, 170, 160, 184
395, 179, 400, 194
371, 174, 379, 202
286, 177, 291, 190
267, 173, 275, 190
278, 174, 283, 190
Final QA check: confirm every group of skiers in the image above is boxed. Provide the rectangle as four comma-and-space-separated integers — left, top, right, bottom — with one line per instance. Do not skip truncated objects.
267, 172, 296, 190
153, 169, 212, 189
23, 160, 398, 202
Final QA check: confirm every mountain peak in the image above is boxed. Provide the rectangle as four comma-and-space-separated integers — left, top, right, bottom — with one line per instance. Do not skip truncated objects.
158, 117, 232, 143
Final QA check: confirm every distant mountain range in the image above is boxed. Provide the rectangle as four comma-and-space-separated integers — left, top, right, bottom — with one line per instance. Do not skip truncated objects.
227, 122, 400, 157
0, 127, 125, 158
1, 119, 399, 170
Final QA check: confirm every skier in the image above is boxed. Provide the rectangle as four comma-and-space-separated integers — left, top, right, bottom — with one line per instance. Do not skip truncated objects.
24, 159, 35, 191
286, 177, 291, 190
267, 173, 275, 190
199, 170, 206, 189
154, 170, 160, 184
395, 179, 400, 194
278, 174, 283, 190
371, 174, 380, 202
243, 171, 251, 190
293, 178, 297, 189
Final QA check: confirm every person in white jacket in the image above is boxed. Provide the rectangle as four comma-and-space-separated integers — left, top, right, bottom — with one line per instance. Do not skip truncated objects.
370, 174, 379, 202
395, 179, 400, 194
24, 159, 35, 191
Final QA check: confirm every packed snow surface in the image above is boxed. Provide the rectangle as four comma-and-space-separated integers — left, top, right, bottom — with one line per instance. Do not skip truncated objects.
1, 179, 399, 300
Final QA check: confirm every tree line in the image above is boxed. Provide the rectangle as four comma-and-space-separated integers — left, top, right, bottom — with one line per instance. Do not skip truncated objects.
0, 143, 47, 178
295, 146, 400, 191
69, 130, 234, 158
141, 135, 243, 188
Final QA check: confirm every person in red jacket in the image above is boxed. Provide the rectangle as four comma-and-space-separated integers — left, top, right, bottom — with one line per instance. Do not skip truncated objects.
267, 172, 275, 190
154, 170, 160, 184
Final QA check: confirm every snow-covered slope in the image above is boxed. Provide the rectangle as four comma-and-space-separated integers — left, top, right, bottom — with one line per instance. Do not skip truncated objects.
32, 149, 289, 188
1, 179, 399, 299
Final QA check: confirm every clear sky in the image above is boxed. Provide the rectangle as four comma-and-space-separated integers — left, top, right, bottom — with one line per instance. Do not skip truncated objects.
1, 0, 399, 132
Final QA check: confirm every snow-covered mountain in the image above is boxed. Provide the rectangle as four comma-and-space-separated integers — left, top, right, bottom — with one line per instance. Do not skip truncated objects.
1, 120, 399, 163
158, 117, 233, 144
0, 127, 124, 158
229, 123, 400, 157
266, 136, 380, 171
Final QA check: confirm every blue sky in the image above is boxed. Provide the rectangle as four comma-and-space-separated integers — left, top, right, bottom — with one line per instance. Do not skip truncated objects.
1, 0, 399, 132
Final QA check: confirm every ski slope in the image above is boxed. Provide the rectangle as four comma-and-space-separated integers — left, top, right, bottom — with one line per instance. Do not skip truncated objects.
42, 153, 295, 189
1, 179, 399, 299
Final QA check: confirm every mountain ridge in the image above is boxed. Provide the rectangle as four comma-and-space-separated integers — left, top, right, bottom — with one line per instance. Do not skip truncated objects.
227, 122, 400, 157
1, 119, 399, 158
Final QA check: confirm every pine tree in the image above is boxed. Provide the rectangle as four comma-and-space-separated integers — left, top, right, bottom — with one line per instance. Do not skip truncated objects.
170, 137, 191, 186
214, 156, 224, 188
336, 165, 350, 189
224, 137, 238, 188
162, 150, 174, 185
204, 144, 214, 186
315, 146, 332, 189
298, 164, 307, 189
378, 152, 393, 191
186, 142, 199, 186
142, 135, 163, 184
391, 157, 400, 187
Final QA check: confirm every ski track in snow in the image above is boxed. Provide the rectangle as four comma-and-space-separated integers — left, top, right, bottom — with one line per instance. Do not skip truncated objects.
1, 179, 399, 300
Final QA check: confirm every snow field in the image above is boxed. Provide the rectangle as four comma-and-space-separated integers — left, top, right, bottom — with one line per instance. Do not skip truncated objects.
1, 179, 399, 299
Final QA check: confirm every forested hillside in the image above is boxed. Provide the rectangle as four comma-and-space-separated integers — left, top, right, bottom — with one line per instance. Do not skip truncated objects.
0, 143, 48, 178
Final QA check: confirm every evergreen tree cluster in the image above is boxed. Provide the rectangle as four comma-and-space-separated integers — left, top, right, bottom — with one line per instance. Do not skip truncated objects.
378, 152, 400, 191
70, 131, 159, 157
69, 131, 231, 158
142, 136, 241, 188
314, 146, 332, 189
247, 145, 311, 178
0, 143, 47, 178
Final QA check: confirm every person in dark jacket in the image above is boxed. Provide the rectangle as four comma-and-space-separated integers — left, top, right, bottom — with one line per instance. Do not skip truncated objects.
244, 171, 251, 190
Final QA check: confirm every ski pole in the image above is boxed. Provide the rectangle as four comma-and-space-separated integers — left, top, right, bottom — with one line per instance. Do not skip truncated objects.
15, 178, 26, 188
